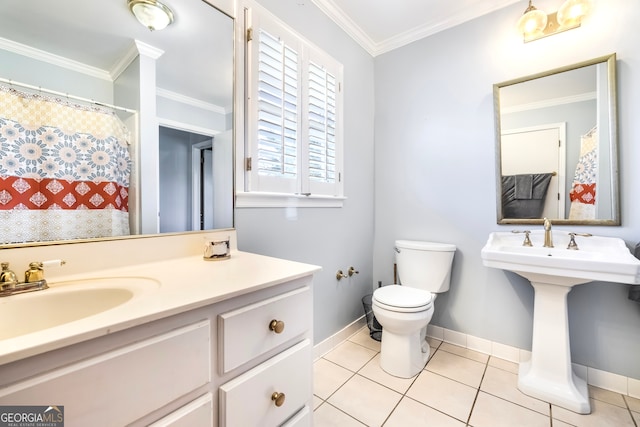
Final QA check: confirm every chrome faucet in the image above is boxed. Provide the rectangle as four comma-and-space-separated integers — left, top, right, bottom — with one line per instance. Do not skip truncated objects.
543, 217, 554, 248
0, 260, 64, 297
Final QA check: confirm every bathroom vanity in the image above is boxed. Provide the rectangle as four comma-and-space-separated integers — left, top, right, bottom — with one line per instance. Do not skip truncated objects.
0, 231, 319, 426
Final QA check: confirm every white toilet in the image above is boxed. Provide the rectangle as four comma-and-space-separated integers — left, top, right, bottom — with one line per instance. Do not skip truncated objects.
372, 240, 456, 378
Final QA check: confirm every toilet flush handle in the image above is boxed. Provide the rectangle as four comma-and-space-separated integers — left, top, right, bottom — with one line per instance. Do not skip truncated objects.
394, 247, 401, 253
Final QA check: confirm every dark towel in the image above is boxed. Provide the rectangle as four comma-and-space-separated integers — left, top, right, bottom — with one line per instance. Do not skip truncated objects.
515, 174, 533, 199
501, 173, 553, 219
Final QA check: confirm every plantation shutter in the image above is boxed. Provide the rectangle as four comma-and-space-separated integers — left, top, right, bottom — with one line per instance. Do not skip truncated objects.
248, 14, 302, 194
305, 49, 342, 196
246, 7, 343, 199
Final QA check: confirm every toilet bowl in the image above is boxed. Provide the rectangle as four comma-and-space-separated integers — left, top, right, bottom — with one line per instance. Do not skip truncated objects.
372, 285, 434, 378
371, 240, 456, 378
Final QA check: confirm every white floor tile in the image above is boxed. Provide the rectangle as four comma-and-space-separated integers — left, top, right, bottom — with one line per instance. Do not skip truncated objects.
406, 370, 476, 422
323, 340, 377, 372
624, 394, 640, 412
552, 398, 636, 427
480, 365, 550, 415
314, 331, 636, 427
589, 385, 626, 408
469, 391, 550, 427
327, 374, 402, 427
313, 358, 354, 399
426, 348, 486, 388
313, 395, 323, 410
384, 397, 465, 427
314, 402, 366, 427
348, 327, 382, 352
358, 354, 417, 394
488, 355, 519, 374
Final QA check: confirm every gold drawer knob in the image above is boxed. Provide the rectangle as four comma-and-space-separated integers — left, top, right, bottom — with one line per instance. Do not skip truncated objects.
271, 392, 286, 407
269, 319, 285, 334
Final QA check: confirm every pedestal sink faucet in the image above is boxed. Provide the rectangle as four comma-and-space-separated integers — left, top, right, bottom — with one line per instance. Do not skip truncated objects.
543, 217, 553, 248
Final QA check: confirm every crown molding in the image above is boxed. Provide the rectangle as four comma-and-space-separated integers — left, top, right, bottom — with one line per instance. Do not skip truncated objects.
309, 0, 377, 56
501, 92, 597, 114
156, 88, 228, 115
0, 37, 111, 80
310, 0, 521, 56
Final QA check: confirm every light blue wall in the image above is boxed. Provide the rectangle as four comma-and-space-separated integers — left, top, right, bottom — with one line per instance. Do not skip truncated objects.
374, 0, 640, 380
235, 1, 376, 344
235, 0, 640, 380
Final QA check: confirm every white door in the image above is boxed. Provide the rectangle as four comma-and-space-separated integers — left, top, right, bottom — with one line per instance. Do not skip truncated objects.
501, 124, 566, 219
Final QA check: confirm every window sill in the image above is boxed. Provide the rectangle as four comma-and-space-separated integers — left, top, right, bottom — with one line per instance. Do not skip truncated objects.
236, 192, 346, 208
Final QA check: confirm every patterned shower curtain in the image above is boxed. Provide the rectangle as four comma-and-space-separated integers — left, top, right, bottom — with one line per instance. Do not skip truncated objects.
0, 85, 131, 244
568, 126, 597, 220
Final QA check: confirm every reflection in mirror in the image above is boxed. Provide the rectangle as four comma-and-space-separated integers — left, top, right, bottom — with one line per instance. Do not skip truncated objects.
0, 0, 234, 246
494, 54, 618, 225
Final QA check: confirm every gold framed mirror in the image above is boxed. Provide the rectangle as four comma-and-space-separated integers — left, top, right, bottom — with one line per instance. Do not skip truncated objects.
494, 54, 618, 225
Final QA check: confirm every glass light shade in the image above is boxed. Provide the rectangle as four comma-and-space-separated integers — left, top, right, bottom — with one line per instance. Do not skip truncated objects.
557, 0, 593, 28
517, 5, 548, 37
128, 0, 174, 31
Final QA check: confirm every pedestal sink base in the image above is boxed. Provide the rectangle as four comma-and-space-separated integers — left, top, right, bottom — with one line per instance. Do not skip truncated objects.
517, 280, 591, 414
481, 231, 640, 415
518, 359, 590, 414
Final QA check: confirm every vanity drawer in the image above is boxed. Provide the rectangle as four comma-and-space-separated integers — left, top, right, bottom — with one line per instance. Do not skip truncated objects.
219, 339, 312, 427
148, 393, 213, 427
218, 286, 311, 373
0, 321, 210, 427
282, 405, 312, 427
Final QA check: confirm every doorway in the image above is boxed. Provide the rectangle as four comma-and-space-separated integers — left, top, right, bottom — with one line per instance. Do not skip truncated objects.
158, 126, 214, 233
501, 123, 567, 219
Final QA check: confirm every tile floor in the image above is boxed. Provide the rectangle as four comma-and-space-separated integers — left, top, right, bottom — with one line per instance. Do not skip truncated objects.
313, 327, 640, 427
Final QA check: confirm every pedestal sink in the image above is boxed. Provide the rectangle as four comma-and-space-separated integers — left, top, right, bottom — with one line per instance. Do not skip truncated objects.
481, 230, 640, 414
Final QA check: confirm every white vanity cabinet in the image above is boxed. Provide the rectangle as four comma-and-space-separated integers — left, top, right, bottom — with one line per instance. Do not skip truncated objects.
0, 321, 212, 426
0, 273, 315, 427
218, 286, 313, 427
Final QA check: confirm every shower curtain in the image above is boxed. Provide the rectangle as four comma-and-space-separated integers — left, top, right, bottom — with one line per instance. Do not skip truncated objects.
568, 126, 597, 220
0, 85, 131, 244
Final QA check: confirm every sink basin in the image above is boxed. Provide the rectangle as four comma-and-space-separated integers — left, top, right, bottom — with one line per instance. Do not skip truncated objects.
481, 231, 640, 286
481, 231, 640, 415
0, 277, 159, 340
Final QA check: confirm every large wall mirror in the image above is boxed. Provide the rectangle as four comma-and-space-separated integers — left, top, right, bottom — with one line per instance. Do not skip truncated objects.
494, 54, 618, 225
0, 0, 234, 247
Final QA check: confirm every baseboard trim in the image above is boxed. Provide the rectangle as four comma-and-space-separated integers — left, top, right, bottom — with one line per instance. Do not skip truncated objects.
425, 324, 640, 399
313, 321, 640, 399
313, 316, 366, 360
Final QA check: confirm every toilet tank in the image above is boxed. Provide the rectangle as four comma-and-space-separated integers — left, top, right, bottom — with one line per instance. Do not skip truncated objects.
395, 240, 456, 293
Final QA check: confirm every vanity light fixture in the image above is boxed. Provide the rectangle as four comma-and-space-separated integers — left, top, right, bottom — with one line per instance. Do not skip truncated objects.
517, 0, 593, 43
128, 0, 174, 31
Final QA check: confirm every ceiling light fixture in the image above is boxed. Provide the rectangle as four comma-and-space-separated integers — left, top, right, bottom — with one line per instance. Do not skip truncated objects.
128, 0, 174, 31
517, 0, 593, 43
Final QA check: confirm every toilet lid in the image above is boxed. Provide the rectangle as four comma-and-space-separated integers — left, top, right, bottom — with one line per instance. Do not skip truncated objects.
373, 285, 433, 309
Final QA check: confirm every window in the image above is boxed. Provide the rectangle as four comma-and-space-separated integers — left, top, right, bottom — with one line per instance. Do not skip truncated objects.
241, 7, 344, 207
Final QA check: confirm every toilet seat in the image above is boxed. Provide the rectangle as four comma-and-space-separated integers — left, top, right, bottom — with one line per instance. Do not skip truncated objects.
373, 285, 433, 313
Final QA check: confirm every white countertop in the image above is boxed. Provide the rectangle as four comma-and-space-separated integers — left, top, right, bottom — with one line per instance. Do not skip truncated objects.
0, 250, 320, 365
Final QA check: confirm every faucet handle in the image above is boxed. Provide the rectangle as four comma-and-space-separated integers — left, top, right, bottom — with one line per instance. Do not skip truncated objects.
511, 230, 532, 246
0, 262, 19, 290
567, 232, 592, 250
25, 262, 45, 283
